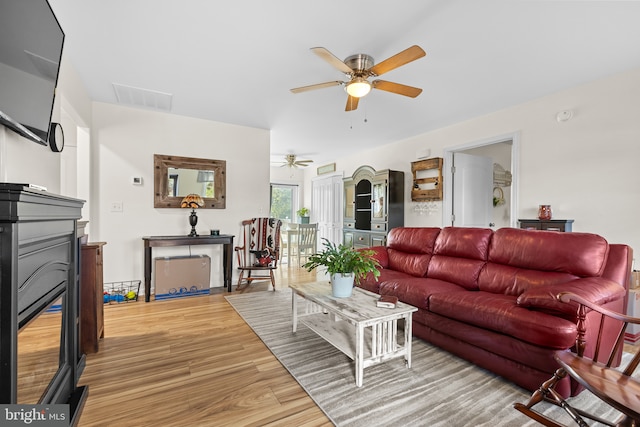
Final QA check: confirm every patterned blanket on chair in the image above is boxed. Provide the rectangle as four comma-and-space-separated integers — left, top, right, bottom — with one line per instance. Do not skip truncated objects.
250, 218, 281, 257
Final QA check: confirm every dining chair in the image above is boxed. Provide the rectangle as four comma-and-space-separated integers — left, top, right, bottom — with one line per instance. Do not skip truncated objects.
296, 223, 317, 267
280, 222, 297, 264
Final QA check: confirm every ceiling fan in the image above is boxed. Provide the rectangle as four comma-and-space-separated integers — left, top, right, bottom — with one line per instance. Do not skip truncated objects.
290, 45, 426, 111
276, 154, 314, 168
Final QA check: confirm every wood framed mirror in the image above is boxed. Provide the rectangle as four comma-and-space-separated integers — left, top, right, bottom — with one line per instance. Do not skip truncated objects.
154, 154, 226, 208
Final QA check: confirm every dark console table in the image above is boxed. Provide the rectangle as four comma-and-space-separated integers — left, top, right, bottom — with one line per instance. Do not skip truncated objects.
518, 219, 574, 232
142, 234, 235, 301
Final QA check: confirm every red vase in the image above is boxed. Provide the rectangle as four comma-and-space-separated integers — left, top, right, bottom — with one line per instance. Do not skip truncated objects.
538, 205, 552, 220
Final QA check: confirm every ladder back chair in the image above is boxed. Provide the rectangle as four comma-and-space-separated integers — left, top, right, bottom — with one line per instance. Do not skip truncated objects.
514, 291, 640, 427
280, 222, 297, 264
234, 217, 282, 291
295, 223, 318, 267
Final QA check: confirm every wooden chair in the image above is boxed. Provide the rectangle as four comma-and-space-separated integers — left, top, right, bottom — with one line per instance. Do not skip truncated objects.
234, 218, 282, 291
295, 223, 317, 267
280, 222, 297, 264
514, 292, 640, 427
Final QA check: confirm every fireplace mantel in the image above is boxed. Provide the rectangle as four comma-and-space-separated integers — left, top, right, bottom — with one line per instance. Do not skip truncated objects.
0, 183, 87, 425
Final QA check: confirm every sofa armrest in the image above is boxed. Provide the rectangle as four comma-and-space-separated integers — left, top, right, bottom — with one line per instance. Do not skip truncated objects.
516, 277, 626, 315
365, 246, 389, 269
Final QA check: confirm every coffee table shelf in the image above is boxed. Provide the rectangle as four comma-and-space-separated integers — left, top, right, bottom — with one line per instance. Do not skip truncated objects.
290, 281, 418, 387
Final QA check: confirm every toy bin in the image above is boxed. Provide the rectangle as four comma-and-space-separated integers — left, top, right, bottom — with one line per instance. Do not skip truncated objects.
103, 280, 141, 304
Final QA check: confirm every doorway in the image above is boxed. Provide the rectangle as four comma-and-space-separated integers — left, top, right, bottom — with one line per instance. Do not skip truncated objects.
311, 173, 343, 245
443, 132, 519, 229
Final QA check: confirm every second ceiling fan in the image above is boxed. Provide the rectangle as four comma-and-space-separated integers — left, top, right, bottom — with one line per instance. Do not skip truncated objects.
290, 45, 426, 111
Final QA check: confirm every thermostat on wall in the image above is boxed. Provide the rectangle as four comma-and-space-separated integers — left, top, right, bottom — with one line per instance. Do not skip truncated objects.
132, 177, 143, 185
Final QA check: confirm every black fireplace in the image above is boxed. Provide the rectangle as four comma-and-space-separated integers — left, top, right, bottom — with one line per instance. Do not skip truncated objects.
0, 183, 87, 425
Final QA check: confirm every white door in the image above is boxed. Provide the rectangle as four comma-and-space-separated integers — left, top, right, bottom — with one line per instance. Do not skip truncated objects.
452, 152, 493, 227
311, 173, 343, 246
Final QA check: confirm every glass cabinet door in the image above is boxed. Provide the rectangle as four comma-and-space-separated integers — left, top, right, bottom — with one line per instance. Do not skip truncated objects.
344, 183, 355, 220
372, 179, 387, 220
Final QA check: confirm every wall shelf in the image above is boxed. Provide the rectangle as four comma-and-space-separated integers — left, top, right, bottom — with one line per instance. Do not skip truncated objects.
411, 157, 443, 201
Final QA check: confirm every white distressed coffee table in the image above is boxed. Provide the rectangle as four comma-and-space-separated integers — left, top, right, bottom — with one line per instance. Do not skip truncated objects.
289, 281, 418, 387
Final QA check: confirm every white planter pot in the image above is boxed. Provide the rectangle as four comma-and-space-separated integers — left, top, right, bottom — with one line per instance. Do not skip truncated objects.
331, 273, 354, 298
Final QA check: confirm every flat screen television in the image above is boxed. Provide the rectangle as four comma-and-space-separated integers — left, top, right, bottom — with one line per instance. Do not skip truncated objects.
0, 0, 64, 146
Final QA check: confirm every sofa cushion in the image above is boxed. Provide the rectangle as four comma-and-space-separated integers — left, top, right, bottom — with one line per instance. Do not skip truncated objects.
487, 228, 610, 277
386, 227, 441, 277
516, 277, 626, 315
421, 311, 567, 374
427, 227, 493, 290
366, 246, 389, 268
388, 250, 432, 277
478, 263, 578, 296
379, 277, 466, 310
387, 227, 441, 254
358, 268, 415, 293
428, 291, 578, 349
433, 227, 493, 260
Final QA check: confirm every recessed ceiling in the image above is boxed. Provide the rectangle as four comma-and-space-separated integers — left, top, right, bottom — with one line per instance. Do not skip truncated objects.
48, 0, 640, 164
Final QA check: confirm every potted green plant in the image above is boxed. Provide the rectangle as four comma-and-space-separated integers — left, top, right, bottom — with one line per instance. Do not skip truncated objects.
303, 238, 381, 297
296, 207, 310, 224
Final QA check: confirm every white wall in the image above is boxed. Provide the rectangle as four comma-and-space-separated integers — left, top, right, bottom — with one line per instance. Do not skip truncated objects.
92, 102, 271, 289
320, 67, 640, 259
1, 50, 271, 293
0, 52, 91, 194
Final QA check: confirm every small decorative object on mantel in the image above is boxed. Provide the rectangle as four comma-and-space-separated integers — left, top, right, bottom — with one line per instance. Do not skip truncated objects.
181, 193, 204, 237
538, 204, 552, 220
303, 238, 381, 298
411, 157, 443, 201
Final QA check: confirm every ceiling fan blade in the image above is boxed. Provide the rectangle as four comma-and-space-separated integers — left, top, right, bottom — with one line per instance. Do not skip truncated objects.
345, 95, 359, 111
372, 80, 423, 98
368, 45, 426, 76
290, 81, 343, 93
311, 47, 353, 74
295, 160, 313, 165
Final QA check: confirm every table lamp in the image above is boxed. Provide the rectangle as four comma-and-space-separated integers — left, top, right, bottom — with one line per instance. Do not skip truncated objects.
181, 193, 204, 237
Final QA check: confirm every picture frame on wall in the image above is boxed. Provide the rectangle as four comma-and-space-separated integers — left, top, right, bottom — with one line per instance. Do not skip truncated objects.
317, 163, 336, 175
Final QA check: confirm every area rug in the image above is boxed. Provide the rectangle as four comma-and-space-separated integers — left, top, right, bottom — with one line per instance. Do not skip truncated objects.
225, 289, 624, 426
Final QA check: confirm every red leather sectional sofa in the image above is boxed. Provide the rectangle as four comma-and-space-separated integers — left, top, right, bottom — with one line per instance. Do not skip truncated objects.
358, 226, 633, 398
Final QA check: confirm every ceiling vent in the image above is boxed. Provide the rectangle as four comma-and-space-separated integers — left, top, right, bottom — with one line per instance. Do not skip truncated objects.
113, 83, 173, 111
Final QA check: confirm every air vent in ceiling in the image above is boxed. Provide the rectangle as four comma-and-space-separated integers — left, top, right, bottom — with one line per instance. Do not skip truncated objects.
113, 83, 172, 111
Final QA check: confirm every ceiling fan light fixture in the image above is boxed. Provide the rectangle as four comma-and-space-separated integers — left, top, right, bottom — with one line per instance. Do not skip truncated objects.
345, 77, 371, 98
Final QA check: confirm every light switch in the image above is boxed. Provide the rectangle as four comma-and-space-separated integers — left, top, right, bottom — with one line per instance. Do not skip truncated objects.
110, 201, 123, 212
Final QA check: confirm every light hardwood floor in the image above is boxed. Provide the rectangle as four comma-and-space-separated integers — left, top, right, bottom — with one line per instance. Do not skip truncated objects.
77, 266, 332, 427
